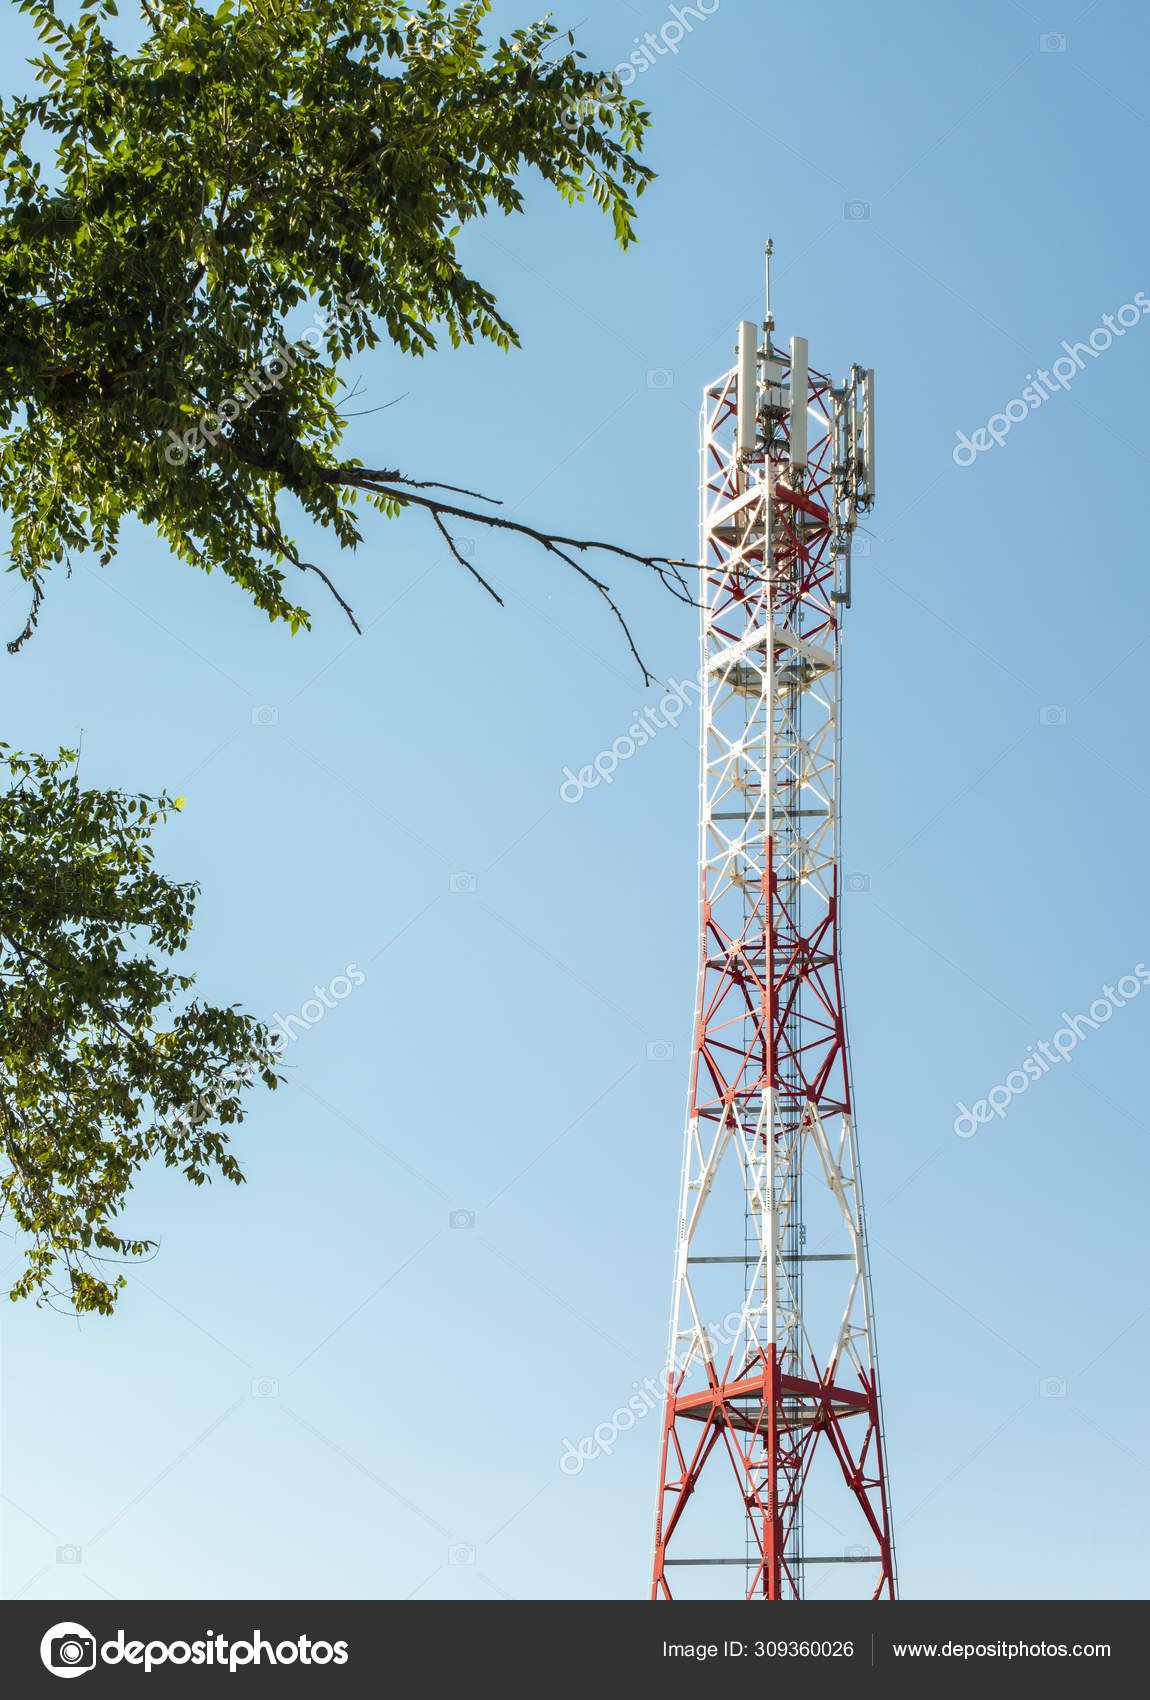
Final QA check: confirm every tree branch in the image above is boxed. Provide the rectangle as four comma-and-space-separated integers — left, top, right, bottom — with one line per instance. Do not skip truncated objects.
322, 465, 698, 685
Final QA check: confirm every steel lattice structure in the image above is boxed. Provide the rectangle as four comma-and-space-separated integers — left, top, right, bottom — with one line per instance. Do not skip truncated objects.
650, 250, 895, 1602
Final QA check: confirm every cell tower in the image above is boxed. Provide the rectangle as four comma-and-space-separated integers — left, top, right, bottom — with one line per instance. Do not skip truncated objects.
650, 244, 895, 1601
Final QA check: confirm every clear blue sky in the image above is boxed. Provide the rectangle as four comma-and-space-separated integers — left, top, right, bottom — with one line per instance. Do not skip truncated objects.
3, 0, 1150, 1602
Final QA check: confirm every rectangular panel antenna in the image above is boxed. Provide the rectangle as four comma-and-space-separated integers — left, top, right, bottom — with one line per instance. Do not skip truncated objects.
789, 335, 808, 473
737, 321, 758, 454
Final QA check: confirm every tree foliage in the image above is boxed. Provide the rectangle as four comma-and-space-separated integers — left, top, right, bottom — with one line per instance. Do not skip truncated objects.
0, 0, 684, 674
0, 1, 672, 1316
0, 745, 280, 1313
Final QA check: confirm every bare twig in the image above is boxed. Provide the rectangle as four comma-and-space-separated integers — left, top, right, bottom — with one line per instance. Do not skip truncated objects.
319, 465, 698, 683
201, 432, 699, 681
432, 510, 504, 605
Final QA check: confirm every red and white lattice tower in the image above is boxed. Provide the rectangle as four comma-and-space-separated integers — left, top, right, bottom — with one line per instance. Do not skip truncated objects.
650, 246, 895, 1602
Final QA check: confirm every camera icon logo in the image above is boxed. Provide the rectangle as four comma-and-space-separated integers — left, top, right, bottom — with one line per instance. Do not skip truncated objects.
449, 871, 477, 894
48, 197, 80, 231
647, 368, 674, 389
1039, 704, 1067, 726
449, 1543, 476, 1565
251, 704, 279, 727
55, 1544, 82, 1565
844, 200, 870, 220
40, 1622, 97, 1679
1040, 1376, 1068, 1398
646, 1041, 674, 1061
251, 1376, 279, 1398
1040, 32, 1067, 52
844, 1542, 868, 1558
846, 872, 871, 893
449, 1209, 475, 1230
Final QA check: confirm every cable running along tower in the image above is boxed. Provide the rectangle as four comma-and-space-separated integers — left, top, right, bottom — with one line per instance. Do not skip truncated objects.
650, 247, 895, 1601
